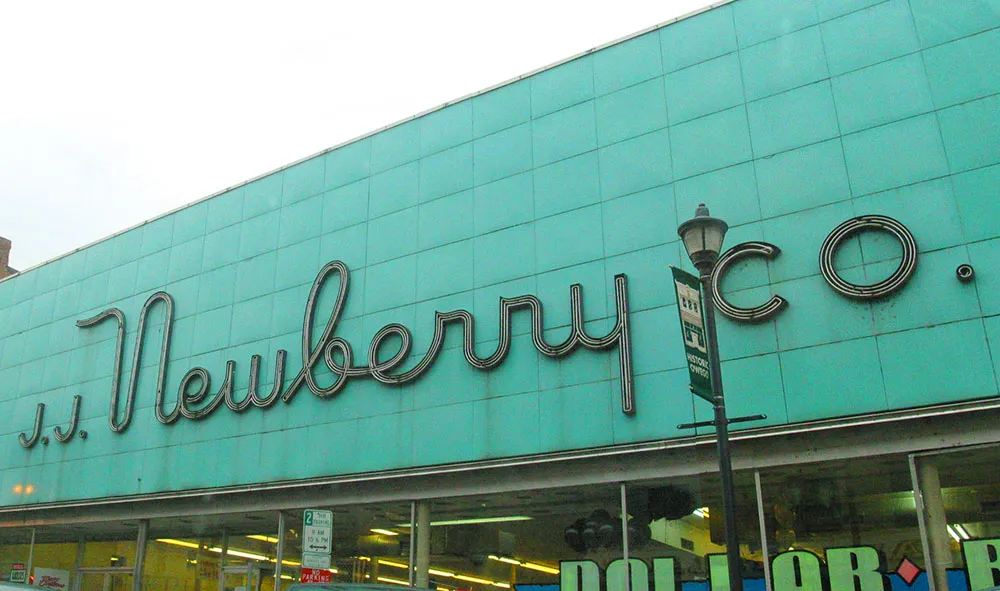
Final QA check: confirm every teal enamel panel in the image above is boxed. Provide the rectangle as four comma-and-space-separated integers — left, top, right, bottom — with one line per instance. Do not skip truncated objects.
985, 316, 1000, 386
596, 79, 668, 147
364, 255, 417, 314
473, 123, 533, 185
832, 54, 934, 134
674, 163, 762, 228
243, 173, 283, 220
201, 224, 241, 271
717, 223, 767, 290
740, 26, 829, 101
213, 434, 263, 488
535, 205, 604, 273
716, 297, 779, 359
593, 31, 663, 96
533, 262, 609, 332
952, 164, 1000, 242
322, 179, 369, 234
140, 216, 174, 256
410, 402, 479, 465
781, 337, 887, 422
324, 137, 371, 190
355, 412, 414, 472
923, 30, 1000, 109
842, 114, 948, 197
938, 95, 1000, 174
756, 139, 850, 218
369, 161, 419, 218
419, 101, 472, 156
111, 230, 143, 269
418, 189, 474, 250
167, 238, 204, 284
371, 120, 420, 174
531, 56, 594, 118
472, 392, 541, 458
852, 178, 964, 252
486, 334, 540, 397
537, 347, 612, 395
367, 206, 418, 265
474, 224, 535, 287
77, 270, 110, 312
234, 251, 277, 302
694, 353, 787, 431
969, 238, 1000, 316
671, 107, 752, 180
821, 0, 920, 76
748, 81, 840, 158
274, 237, 321, 291
197, 265, 236, 312
473, 80, 531, 138
602, 186, 675, 257
230, 295, 273, 346
532, 101, 597, 166
534, 153, 599, 218
773, 274, 874, 350
612, 370, 694, 443
207, 187, 245, 233
270, 284, 310, 335
419, 144, 473, 203
410, 325, 488, 410
26, 292, 55, 330
733, 0, 818, 47
909, 0, 1000, 47
106, 261, 138, 304
538, 381, 614, 453
474, 172, 534, 234
663, 53, 744, 126
416, 240, 474, 301
53, 281, 83, 321
631, 306, 686, 374
870, 247, 979, 333
606, 244, 681, 312
762, 201, 858, 282
660, 5, 737, 73
83, 241, 115, 276
878, 320, 998, 408
277, 195, 323, 248
321, 224, 367, 272
171, 202, 208, 245
814, 0, 884, 21
238, 210, 280, 259
190, 306, 233, 355
282, 156, 325, 205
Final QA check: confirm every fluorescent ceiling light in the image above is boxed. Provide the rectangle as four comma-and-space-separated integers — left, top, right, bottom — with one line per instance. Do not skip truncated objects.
398, 516, 533, 527
488, 555, 559, 575
955, 524, 971, 539
247, 535, 280, 543
157, 539, 201, 549
947, 525, 962, 542
371, 528, 399, 536
692, 507, 709, 519
377, 577, 411, 587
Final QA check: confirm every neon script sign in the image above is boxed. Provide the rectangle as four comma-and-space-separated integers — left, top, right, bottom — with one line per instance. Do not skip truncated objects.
557, 539, 1000, 591
18, 261, 634, 448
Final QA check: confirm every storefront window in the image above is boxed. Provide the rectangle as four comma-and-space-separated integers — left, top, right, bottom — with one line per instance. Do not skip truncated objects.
0, 528, 35, 584
759, 455, 923, 591
914, 444, 1000, 591
626, 470, 762, 591
416, 483, 623, 591
144, 511, 279, 591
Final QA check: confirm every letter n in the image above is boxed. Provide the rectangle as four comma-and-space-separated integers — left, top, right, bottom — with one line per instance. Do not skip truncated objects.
963, 538, 1000, 590
562, 561, 601, 591
827, 547, 889, 591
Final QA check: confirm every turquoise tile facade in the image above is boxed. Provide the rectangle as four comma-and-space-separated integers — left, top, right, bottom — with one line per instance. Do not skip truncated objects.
2, 0, 999, 506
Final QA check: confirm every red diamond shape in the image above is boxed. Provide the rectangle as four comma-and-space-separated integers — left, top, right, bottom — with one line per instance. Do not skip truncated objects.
897, 558, 923, 586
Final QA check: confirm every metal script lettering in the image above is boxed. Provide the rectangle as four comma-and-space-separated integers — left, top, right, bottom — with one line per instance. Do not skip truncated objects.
18, 260, 634, 448
819, 215, 918, 300
711, 241, 788, 322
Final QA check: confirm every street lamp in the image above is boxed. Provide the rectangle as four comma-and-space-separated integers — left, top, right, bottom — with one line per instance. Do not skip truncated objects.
677, 204, 743, 591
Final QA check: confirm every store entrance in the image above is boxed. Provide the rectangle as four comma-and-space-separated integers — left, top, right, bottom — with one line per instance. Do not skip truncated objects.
221, 562, 273, 591
72, 567, 133, 591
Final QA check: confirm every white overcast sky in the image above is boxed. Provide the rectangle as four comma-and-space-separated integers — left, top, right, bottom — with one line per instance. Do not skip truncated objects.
1, 0, 712, 272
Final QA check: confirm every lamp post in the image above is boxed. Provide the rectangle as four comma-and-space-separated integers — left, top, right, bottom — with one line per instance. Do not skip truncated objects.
677, 204, 743, 591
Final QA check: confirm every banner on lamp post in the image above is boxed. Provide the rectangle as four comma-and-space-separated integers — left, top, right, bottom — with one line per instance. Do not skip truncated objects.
670, 267, 713, 403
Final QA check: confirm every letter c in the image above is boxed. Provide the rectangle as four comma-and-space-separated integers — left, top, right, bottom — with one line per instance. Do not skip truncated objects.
711, 241, 788, 322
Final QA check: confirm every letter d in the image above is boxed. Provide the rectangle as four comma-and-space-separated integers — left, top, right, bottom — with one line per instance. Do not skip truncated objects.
562, 561, 601, 591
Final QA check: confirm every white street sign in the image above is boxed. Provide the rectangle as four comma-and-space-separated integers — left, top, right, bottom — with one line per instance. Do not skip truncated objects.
303, 509, 333, 558
302, 552, 332, 569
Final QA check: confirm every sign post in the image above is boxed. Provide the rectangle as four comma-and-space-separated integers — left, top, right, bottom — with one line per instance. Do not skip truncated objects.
302, 509, 333, 576
671, 267, 713, 402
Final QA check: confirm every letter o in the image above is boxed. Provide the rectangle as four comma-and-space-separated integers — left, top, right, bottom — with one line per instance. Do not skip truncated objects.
819, 215, 917, 300
711, 241, 788, 322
